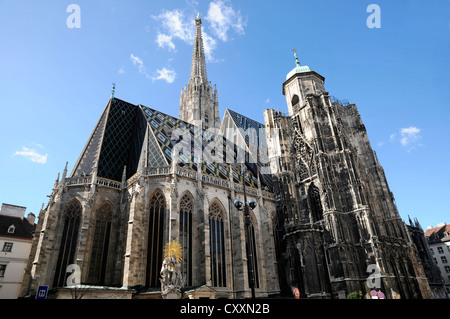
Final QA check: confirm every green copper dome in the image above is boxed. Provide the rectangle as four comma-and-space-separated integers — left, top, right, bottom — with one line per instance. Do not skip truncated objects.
286, 50, 313, 80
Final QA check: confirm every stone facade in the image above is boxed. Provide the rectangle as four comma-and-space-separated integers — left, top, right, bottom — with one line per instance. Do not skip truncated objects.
21, 16, 280, 297
24, 156, 279, 298
263, 55, 433, 299
20, 19, 434, 300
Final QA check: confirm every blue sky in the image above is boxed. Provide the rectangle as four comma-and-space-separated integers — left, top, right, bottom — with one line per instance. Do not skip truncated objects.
0, 0, 449, 229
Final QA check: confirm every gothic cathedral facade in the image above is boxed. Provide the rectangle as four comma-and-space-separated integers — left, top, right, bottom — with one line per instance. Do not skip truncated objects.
21, 17, 433, 299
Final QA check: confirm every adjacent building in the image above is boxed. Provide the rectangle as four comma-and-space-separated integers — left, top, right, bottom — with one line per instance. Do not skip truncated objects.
425, 223, 450, 297
407, 217, 447, 298
0, 203, 36, 298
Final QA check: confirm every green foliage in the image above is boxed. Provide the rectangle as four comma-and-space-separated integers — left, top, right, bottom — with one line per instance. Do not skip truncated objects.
347, 291, 364, 299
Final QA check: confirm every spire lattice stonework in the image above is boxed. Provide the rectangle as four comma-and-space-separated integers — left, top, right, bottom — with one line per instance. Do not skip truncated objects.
179, 14, 220, 130
190, 15, 208, 85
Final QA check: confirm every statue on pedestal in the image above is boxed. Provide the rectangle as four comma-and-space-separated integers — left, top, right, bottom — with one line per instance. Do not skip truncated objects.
160, 241, 184, 299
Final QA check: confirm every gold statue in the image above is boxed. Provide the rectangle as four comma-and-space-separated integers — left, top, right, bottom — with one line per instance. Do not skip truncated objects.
160, 241, 184, 298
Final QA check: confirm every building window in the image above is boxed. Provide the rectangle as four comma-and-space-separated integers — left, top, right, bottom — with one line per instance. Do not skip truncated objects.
0, 265, 6, 277
291, 94, 300, 109
445, 266, 450, 273
88, 202, 113, 285
205, 110, 210, 125
53, 199, 82, 288
2, 242, 13, 252
179, 193, 193, 286
430, 248, 434, 255
438, 246, 444, 254
146, 191, 165, 288
441, 256, 448, 264
209, 201, 226, 287
308, 183, 324, 222
7, 225, 15, 234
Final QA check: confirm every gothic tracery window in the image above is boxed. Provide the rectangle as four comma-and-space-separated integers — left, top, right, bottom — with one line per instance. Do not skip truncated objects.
308, 183, 324, 222
53, 199, 82, 287
209, 201, 226, 287
88, 202, 113, 285
179, 193, 193, 286
146, 191, 165, 287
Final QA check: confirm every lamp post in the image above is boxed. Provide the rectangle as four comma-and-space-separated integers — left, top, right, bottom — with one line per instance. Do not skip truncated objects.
233, 162, 257, 299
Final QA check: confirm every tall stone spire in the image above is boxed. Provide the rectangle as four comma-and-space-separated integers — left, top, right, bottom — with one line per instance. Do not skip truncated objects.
179, 14, 220, 131
190, 14, 208, 85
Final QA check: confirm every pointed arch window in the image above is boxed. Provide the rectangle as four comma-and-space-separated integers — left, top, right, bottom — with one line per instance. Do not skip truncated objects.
146, 191, 165, 288
291, 94, 300, 107
271, 211, 282, 261
53, 200, 82, 288
179, 194, 193, 286
308, 183, 324, 222
291, 94, 300, 113
209, 201, 226, 287
88, 202, 113, 285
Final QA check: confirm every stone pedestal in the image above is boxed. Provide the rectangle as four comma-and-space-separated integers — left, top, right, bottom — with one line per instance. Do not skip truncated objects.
162, 289, 182, 299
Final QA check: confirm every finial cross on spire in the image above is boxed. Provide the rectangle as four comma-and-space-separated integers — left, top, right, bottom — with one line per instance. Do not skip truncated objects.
111, 83, 116, 100
293, 49, 301, 67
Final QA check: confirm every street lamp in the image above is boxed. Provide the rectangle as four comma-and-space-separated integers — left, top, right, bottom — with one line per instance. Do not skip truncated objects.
234, 177, 257, 299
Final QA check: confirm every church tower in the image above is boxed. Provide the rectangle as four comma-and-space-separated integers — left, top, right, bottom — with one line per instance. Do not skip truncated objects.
264, 50, 433, 299
179, 14, 220, 131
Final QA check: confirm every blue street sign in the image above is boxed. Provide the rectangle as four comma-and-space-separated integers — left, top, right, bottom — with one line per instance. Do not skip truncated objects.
36, 285, 48, 299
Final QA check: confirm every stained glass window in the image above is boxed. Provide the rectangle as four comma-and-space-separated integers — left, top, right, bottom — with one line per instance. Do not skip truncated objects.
209, 201, 226, 287
88, 202, 113, 285
179, 193, 193, 286
53, 200, 82, 287
146, 191, 165, 287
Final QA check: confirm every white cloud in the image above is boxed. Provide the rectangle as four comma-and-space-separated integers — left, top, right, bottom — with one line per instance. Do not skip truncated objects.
14, 147, 48, 164
202, 30, 217, 62
152, 67, 177, 83
400, 126, 421, 147
130, 54, 147, 76
389, 133, 396, 142
31, 141, 44, 149
389, 126, 423, 151
151, 4, 246, 64
118, 67, 125, 74
131, 53, 176, 84
206, 0, 246, 42
152, 9, 195, 47
156, 33, 176, 51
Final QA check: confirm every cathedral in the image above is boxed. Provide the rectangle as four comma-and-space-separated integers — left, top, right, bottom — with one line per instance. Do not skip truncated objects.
20, 16, 433, 299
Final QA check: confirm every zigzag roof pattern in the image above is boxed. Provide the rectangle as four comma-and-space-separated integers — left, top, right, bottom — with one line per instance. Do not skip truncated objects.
70, 98, 272, 190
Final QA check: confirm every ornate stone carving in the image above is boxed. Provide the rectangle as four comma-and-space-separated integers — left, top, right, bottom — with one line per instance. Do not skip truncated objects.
160, 241, 184, 299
